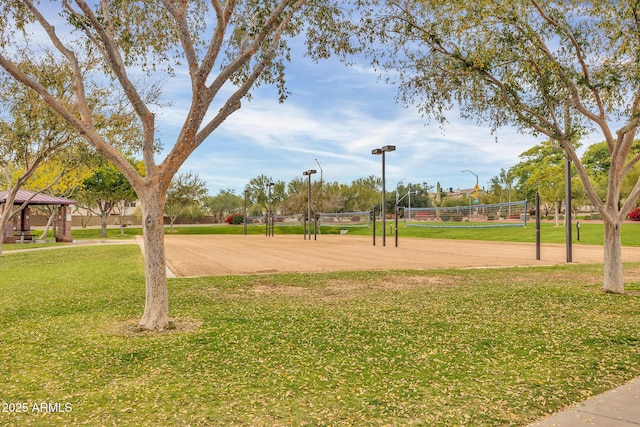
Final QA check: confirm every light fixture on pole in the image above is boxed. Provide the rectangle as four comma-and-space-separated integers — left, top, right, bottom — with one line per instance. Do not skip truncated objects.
314, 158, 323, 187
267, 182, 274, 237
372, 145, 396, 246
462, 169, 479, 204
395, 178, 406, 207
243, 188, 248, 236
303, 169, 316, 241
397, 187, 419, 226
407, 185, 419, 219
315, 158, 323, 222
394, 179, 405, 248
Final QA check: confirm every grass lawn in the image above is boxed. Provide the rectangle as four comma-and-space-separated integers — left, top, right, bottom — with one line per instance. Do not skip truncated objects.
2, 245, 640, 425
6, 220, 640, 251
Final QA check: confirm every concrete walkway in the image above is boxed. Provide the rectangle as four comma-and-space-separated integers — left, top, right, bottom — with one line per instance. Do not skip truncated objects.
527, 378, 640, 426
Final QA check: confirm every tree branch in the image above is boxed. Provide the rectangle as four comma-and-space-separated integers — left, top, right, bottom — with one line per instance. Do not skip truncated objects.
72, 0, 157, 175
160, 0, 200, 83
529, 0, 606, 119
16, 0, 144, 187
198, 0, 236, 84
198, 0, 306, 144
160, 0, 305, 181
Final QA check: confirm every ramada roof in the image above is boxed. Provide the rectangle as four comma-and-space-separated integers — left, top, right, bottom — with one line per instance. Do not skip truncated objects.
0, 189, 76, 206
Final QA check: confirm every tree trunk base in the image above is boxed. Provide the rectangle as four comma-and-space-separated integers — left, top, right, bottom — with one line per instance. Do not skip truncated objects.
603, 218, 625, 294
138, 313, 171, 331
137, 196, 171, 331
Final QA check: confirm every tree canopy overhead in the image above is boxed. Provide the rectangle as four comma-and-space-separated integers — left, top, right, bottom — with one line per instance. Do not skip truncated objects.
0, 53, 86, 255
341, 1, 640, 143
0, 0, 347, 330
318, 0, 640, 293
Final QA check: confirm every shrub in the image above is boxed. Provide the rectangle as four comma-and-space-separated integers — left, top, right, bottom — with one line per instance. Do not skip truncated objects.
628, 208, 640, 221
225, 213, 244, 224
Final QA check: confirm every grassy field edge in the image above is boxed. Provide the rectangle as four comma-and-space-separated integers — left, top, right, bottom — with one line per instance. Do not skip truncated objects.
2, 245, 640, 425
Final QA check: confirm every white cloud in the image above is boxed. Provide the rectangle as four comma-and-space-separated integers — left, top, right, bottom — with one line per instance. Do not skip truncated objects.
153, 41, 545, 195
177, 85, 542, 194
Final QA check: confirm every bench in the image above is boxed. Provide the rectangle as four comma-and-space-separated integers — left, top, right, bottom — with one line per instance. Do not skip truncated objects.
14, 230, 33, 243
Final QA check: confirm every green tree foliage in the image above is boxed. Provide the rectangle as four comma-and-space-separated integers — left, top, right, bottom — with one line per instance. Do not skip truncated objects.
78, 162, 137, 238
165, 172, 207, 232
283, 176, 309, 215
395, 182, 432, 210
322, 0, 640, 293
203, 189, 243, 224
510, 141, 588, 222
246, 174, 286, 214
343, 175, 381, 212
319, 181, 348, 213
0, 0, 350, 329
581, 140, 640, 204
487, 168, 517, 205
0, 56, 83, 253
512, 141, 567, 217
282, 177, 343, 216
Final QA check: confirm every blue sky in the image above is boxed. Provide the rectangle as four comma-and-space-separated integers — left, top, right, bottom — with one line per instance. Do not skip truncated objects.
17, 5, 608, 198
21, 6, 594, 198
154, 40, 549, 197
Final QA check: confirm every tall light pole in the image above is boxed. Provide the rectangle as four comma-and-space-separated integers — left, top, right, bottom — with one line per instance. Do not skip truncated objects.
243, 188, 248, 236
407, 185, 419, 221
402, 185, 419, 225
267, 181, 274, 237
315, 158, 323, 226
372, 145, 396, 246
564, 102, 573, 263
314, 158, 323, 186
303, 169, 316, 241
462, 169, 479, 203
394, 179, 405, 248
395, 178, 406, 207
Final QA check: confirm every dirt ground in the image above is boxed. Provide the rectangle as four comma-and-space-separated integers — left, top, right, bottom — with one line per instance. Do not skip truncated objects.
161, 234, 640, 278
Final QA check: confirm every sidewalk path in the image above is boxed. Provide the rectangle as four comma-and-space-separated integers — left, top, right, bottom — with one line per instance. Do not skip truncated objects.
3, 239, 134, 254
527, 378, 640, 426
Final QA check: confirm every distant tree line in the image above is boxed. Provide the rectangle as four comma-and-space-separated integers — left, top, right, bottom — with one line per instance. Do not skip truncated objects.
165, 173, 435, 224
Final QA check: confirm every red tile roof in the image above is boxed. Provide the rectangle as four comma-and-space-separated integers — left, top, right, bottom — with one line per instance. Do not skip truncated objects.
0, 190, 76, 205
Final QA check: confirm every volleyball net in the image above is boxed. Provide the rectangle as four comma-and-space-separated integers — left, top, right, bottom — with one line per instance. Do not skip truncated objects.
248, 211, 372, 229
273, 215, 305, 226
247, 214, 302, 226
405, 200, 528, 228
318, 211, 371, 228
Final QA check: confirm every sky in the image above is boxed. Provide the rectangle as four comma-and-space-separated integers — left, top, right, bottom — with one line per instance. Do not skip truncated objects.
154, 41, 550, 197
18, 6, 598, 197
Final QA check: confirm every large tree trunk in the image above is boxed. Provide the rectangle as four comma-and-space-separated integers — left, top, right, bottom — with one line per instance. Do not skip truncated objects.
138, 194, 170, 330
0, 186, 21, 257
38, 210, 56, 240
100, 214, 108, 238
119, 206, 126, 236
0, 206, 13, 256
603, 217, 625, 294
0, 210, 9, 256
